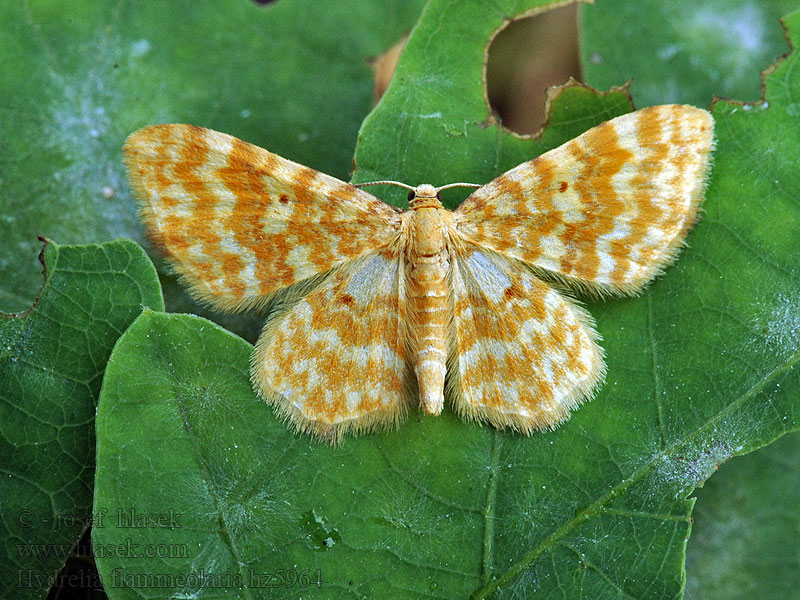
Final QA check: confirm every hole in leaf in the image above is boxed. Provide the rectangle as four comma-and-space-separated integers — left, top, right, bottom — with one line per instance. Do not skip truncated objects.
486, 3, 582, 135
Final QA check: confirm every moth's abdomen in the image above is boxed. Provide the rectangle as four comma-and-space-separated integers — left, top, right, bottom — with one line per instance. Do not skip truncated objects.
407, 207, 450, 414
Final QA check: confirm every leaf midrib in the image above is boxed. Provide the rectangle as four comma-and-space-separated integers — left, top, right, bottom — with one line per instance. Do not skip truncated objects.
481, 430, 500, 585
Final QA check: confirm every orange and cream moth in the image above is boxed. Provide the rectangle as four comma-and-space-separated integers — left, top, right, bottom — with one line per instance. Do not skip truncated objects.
124, 104, 714, 443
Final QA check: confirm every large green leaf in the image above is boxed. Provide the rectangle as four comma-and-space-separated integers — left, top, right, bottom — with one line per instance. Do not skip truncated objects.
92, 2, 800, 600
0, 239, 162, 600
352, 0, 631, 204
0, 0, 426, 341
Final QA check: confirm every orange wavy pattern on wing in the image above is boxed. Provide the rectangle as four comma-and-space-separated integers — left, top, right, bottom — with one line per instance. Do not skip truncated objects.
124, 124, 401, 311
251, 250, 413, 442
454, 105, 714, 294
447, 245, 604, 432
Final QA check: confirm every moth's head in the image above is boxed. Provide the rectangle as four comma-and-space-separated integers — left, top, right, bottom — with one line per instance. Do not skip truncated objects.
407, 183, 439, 207
411, 184, 438, 200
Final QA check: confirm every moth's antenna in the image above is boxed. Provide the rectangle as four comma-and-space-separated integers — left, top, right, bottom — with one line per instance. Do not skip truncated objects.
354, 180, 482, 193
435, 182, 481, 192
354, 180, 416, 192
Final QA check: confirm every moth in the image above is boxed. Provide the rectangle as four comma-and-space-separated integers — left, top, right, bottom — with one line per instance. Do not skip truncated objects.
124, 104, 714, 442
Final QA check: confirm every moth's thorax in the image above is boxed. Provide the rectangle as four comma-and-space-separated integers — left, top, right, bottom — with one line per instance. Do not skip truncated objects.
404, 187, 455, 256
410, 208, 445, 256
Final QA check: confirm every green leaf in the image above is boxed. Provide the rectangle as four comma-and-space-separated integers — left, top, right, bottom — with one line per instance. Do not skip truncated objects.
92, 3, 800, 600
0, 0, 426, 340
580, 0, 796, 107
685, 431, 800, 600
0, 239, 162, 600
582, 1, 800, 593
